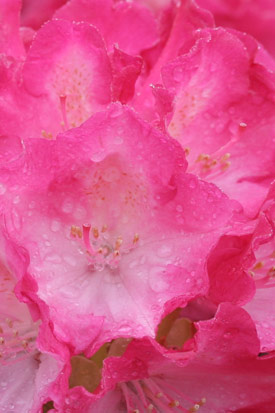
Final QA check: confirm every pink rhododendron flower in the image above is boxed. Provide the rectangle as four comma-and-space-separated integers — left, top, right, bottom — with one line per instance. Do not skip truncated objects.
0, 104, 235, 354
0, 0, 275, 411
23, 19, 112, 133
0, 228, 67, 412
154, 27, 275, 217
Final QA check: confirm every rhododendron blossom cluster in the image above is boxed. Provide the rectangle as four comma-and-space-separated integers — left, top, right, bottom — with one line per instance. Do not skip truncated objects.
0, 0, 275, 412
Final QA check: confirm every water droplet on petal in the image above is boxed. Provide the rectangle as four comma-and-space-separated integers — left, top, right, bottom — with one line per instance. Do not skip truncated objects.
173, 66, 184, 82
0, 183, 6, 195
50, 220, 61, 232
62, 199, 74, 213
157, 244, 173, 258
110, 105, 123, 118
149, 267, 169, 292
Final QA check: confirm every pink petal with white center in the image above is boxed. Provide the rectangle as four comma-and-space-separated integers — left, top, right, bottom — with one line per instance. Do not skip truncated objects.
0, 57, 62, 140
0, 353, 67, 413
0, 355, 43, 412
23, 19, 112, 134
55, 0, 159, 55
134, 0, 214, 121
159, 27, 275, 217
1, 104, 235, 352
0, 230, 67, 412
161, 28, 250, 161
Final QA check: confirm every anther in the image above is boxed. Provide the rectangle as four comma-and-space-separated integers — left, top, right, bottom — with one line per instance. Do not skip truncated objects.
169, 400, 180, 407
41, 130, 53, 139
253, 261, 264, 270
101, 225, 108, 233
189, 404, 200, 412
115, 236, 123, 250
147, 405, 154, 412
71, 225, 82, 238
133, 234, 139, 244
196, 153, 210, 162
59, 95, 69, 130
221, 161, 231, 170
0, 337, 4, 344
21, 340, 28, 349
199, 398, 206, 406
92, 227, 99, 239
220, 153, 230, 161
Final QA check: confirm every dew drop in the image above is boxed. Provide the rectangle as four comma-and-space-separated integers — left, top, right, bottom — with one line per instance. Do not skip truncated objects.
45, 254, 62, 263
0, 183, 6, 195
50, 219, 61, 232
110, 105, 123, 118
63, 255, 77, 267
173, 66, 184, 82
113, 136, 124, 145
62, 199, 74, 213
13, 195, 20, 204
90, 151, 105, 162
149, 266, 169, 292
157, 244, 173, 258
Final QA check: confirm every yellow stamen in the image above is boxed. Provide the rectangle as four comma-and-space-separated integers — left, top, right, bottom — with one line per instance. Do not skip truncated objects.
221, 161, 231, 170
115, 236, 123, 250
169, 400, 180, 407
92, 227, 99, 239
253, 261, 264, 270
133, 233, 139, 244
189, 404, 200, 412
22, 340, 28, 349
71, 225, 82, 238
220, 153, 231, 161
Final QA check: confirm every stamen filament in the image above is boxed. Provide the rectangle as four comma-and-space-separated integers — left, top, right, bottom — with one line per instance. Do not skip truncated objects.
59, 95, 69, 130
